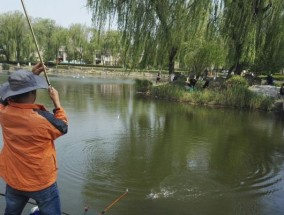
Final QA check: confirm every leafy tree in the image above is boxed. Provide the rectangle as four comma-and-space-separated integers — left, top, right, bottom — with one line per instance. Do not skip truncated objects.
86, 0, 215, 74
66, 24, 90, 63
21, 31, 35, 63
89, 30, 122, 65
180, 10, 227, 75
182, 37, 227, 75
51, 26, 69, 63
0, 11, 28, 62
252, 1, 284, 73
32, 18, 58, 62
0, 13, 14, 62
220, 0, 284, 74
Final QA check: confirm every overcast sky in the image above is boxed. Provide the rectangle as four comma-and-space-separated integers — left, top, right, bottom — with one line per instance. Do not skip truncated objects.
0, 0, 93, 27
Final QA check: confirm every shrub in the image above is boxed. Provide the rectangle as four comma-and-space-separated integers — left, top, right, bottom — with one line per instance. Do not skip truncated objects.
249, 95, 274, 110
220, 87, 253, 108
135, 79, 153, 92
2, 63, 10, 70
143, 75, 275, 111
151, 84, 183, 100
225, 76, 249, 89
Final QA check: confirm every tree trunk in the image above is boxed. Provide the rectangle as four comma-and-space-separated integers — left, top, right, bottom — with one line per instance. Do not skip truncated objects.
168, 47, 177, 75
228, 63, 243, 76
4, 50, 9, 62
16, 47, 20, 63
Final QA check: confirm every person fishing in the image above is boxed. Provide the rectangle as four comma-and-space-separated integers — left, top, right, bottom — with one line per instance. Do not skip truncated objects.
0, 63, 68, 214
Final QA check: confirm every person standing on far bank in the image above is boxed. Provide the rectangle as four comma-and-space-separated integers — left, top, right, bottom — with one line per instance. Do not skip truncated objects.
0, 63, 68, 215
280, 83, 284, 96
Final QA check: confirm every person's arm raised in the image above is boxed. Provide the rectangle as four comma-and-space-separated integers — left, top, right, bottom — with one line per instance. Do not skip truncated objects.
48, 87, 61, 109
32, 62, 46, 75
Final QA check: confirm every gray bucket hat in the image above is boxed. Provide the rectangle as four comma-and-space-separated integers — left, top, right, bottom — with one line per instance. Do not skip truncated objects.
0, 70, 48, 100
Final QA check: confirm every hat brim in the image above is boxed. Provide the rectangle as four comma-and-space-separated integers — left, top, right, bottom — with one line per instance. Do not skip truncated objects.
0, 74, 48, 100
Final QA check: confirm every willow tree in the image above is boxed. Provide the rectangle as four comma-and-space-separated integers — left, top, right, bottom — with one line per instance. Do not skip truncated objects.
86, 0, 214, 74
93, 30, 122, 65
220, 0, 284, 74
66, 24, 90, 63
253, 1, 284, 73
180, 1, 228, 75
32, 18, 58, 62
51, 26, 69, 63
0, 11, 29, 62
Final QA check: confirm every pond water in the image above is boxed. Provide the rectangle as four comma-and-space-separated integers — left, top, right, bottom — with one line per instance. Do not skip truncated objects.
0, 74, 284, 215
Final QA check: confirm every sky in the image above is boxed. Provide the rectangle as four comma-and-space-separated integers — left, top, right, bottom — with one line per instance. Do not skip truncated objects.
0, 0, 93, 27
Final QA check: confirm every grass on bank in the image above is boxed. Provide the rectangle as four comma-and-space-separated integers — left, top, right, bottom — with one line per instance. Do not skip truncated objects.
135, 76, 275, 111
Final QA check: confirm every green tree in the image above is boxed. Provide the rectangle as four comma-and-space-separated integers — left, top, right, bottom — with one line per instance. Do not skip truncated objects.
0, 11, 28, 62
92, 30, 122, 65
66, 24, 90, 63
220, 0, 284, 74
180, 9, 227, 75
52, 26, 69, 63
252, 1, 284, 73
86, 0, 214, 74
182, 37, 227, 75
0, 13, 15, 62
21, 31, 35, 63
32, 18, 58, 62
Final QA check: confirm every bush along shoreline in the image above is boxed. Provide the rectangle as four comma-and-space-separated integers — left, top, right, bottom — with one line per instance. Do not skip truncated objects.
135, 76, 281, 112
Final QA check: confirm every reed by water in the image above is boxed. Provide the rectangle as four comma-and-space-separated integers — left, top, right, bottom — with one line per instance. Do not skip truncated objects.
135, 75, 275, 111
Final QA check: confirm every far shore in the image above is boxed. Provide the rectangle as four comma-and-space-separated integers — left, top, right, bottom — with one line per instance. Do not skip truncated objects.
1, 65, 284, 112
0, 64, 164, 81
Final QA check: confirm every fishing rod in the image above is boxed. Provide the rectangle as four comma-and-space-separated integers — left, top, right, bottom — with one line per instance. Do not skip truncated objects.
20, 0, 51, 86
99, 189, 128, 215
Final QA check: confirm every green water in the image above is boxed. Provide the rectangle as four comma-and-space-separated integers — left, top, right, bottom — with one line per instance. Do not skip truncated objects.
0, 74, 284, 215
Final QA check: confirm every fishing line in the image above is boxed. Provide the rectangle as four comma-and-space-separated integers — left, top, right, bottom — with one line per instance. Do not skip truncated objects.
20, 0, 51, 86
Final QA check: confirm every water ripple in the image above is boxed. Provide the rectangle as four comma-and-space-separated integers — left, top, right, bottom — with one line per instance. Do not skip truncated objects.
146, 158, 283, 201
233, 161, 282, 196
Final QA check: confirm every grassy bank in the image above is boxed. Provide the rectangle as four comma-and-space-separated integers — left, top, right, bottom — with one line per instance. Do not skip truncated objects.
135, 76, 275, 111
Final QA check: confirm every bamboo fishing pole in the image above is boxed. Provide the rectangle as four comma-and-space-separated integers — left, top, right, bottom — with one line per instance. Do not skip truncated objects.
20, 0, 51, 86
99, 189, 128, 215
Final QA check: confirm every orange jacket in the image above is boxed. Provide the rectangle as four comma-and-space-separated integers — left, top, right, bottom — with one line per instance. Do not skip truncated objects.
0, 101, 68, 191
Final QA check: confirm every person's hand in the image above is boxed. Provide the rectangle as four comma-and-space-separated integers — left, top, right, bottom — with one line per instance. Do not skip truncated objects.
48, 86, 61, 108
32, 62, 47, 75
